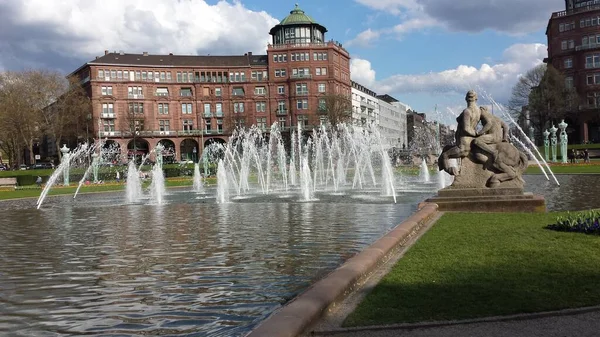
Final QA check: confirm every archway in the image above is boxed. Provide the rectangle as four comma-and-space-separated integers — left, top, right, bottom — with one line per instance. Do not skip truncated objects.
180, 139, 199, 162
158, 139, 176, 164
127, 138, 149, 163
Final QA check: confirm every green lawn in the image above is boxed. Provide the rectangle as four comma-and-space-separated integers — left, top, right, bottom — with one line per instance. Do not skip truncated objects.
344, 212, 600, 327
526, 163, 600, 174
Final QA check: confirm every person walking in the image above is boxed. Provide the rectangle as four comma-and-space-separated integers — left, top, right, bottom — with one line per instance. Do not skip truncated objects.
116, 171, 120, 183
36, 176, 42, 188
584, 149, 590, 163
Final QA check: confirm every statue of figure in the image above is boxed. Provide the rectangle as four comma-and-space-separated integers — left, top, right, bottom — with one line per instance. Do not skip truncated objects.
438, 90, 481, 175
437, 90, 528, 189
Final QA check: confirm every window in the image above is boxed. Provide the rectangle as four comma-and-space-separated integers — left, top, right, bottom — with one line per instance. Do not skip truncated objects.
232, 87, 245, 96
251, 70, 268, 81
158, 103, 169, 114
564, 58, 573, 69
181, 103, 193, 114
319, 98, 327, 110
98, 70, 104, 79
111, 70, 116, 78
160, 72, 166, 81
587, 53, 600, 69
182, 72, 188, 82
313, 52, 327, 60
215, 87, 222, 96
275, 69, 287, 77
215, 103, 223, 116
101, 86, 113, 95
177, 72, 182, 82
166, 72, 172, 81
234, 102, 245, 113
277, 86, 285, 94
124, 70, 129, 80
278, 116, 286, 128
141, 71, 147, 80
254, 86, 266, 95
587, 92, 600, 107
180, 88, 192, 96
117, 71, 122, 79
296, 83, 308, 95
234, 119, 245, 129
256, 101, 266, 112
217, 119, 223, 133
159, 120, 170, 131
569, 40, 575, 49
565, 76, 574, 89
318, 83, 326, 93
296, 99, 308, 110
128, 86, 143, 98
257, 117, 267, 130
128, 102, 144, 114
156, 87, 169, 96
297, 115, 308, 127
183, 119, 193, 131
102, 119, 115, 132
278, 101, 286, 113
204, 103, 211, 116
102, 103, 114, 114
205, 119, 212, 133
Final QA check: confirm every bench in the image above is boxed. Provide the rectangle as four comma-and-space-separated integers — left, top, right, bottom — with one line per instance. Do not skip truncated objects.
0, 177, 17, 190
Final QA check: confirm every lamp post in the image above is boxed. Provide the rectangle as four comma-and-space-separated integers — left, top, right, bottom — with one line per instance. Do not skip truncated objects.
528, 126, 535, 145
558, 120, 568, 164
60, 144, 70, 186
549, 124, 558, 163
193, 146, 197, 163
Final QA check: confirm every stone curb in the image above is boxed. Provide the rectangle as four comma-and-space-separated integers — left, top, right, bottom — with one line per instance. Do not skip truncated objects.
311, 305, 600, 335
245, 203, 439, 337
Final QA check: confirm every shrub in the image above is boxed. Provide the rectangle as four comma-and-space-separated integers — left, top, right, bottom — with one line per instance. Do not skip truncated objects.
545, 210, 600, 235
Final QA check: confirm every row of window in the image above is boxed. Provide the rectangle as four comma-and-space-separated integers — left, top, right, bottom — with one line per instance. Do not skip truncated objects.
561, 39, 575, 50
100, 98, 328, 116
100, 82, 327, 97
559, 21, 576, 32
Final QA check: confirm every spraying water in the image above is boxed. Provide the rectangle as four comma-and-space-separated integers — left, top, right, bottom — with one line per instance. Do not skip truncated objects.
125, 161, 143, 203
149, 164, 165, 204
193, 163, 203, 193
216, 159, 229, 204
419, 159, 430, 182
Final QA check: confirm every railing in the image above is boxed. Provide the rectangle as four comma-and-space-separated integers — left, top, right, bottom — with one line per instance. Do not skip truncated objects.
295, 90, 309, 96
585, 63, 600, 69
215, 111, 224, 117
576, 44, 600, 51
552, 4, 600, 17
291, 74, 312, 79
99, 131, 122, 137
276, 109, 288, 115
177, 130, 203, 136
204, 112, 213, 118
101, 112, 115, 118
155, 92, 169, 97
128, 94, 144, 99
180, 92, 193, 97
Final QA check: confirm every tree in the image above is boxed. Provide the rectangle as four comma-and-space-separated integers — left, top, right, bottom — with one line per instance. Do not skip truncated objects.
508, 64, 578, 136
318, 93, 352, 125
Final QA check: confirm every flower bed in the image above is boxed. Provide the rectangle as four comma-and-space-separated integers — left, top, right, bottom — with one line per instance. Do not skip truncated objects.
546, 210, 600, 235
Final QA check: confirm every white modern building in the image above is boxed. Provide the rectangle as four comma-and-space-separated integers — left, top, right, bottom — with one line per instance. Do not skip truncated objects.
377, 94, 409, 149
351, 81, 379, 126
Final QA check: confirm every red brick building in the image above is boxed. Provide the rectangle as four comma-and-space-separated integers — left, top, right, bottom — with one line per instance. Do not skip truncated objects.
69, 4, 351, 161
546, 0, 600, 143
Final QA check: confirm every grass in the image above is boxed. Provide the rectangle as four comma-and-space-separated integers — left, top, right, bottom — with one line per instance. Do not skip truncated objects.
526, 162, 600, 174
0, 177, 216, 200
343, 211, 600, 327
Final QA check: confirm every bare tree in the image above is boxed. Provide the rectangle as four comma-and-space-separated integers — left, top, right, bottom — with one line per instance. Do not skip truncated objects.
508, 64, 546, 117
318, 93, 352, 125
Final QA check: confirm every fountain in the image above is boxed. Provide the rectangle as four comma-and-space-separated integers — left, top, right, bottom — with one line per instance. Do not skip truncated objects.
419, 158, 430, 182
125, 161, 142, 203
149, 163, 165, 204
193, 163, 203, 193
216, 159, 229, 203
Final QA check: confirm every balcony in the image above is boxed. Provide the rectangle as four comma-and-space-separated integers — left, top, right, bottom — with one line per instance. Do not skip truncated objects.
215, 111, 224, 117
576, 44, 600, 52
295, 90, 309, 96
99, 131, 121, 137
276, 108, 288, 115
128, 94, 144, 99
101, 112, 115, 118
553, 4, 600, 18
177, 130, 203, 136
204, 112, 213, 118
291, 74, 312, 80
155, 92, 169, 97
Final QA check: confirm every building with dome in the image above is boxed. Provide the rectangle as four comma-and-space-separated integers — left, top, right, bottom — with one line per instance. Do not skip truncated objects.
69, 4, 351, 162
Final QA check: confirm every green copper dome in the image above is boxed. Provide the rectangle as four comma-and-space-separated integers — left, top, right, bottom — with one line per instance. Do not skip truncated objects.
280, 4, 318, 25
269, 3, 327, 37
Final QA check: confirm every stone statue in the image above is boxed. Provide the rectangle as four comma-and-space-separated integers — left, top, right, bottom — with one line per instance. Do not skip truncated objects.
437, 90, 528, 189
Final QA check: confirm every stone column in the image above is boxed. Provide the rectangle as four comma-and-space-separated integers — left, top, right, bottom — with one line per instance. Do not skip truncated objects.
558, 120, 568, 164
543, 129, 550, 162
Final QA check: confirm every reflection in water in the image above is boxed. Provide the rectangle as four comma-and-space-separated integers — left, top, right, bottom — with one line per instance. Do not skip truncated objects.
0, 191, 424, 337
524, 175, 600, 211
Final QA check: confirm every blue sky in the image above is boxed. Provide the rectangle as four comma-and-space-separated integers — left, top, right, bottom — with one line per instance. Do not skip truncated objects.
0, 0, 565, 124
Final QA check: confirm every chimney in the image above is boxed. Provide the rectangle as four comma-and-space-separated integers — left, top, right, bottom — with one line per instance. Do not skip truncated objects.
248, 52, 252, 56
169, 52, 173, 55
104, 50, 109, 55
143, 51, 148, 56
119, 50, 124, 55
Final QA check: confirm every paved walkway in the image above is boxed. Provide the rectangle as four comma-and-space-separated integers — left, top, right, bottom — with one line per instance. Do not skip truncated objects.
309, 309, 600, 337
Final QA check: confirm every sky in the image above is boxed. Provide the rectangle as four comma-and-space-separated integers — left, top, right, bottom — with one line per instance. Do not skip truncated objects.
0, 0, 565, 125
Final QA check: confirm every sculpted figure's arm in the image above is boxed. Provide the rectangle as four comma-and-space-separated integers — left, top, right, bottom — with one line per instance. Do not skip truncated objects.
501, 120, 510, 142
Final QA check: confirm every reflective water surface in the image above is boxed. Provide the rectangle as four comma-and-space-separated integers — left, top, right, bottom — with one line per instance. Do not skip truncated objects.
0, 185, 434, 337
0, 174, 597, 336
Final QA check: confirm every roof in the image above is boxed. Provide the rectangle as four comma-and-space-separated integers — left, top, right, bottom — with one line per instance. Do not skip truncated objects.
269, 4, 327, 35
85, 52, 269, 69
377, 94, 399, 103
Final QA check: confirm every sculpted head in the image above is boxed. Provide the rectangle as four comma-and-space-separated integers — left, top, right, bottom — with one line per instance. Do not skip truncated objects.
465, 90, 478, 103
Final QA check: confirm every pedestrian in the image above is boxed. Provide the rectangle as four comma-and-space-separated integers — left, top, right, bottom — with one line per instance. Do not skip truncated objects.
36, 176, 42, 188
116, 171, 120, 183
584, 149, 590, 163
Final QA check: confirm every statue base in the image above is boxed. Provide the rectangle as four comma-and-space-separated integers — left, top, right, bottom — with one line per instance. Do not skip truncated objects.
429, 156, 545, 212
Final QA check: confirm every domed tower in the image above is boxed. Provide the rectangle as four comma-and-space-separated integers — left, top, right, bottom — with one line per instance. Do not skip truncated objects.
269, 3, 327, 46
266, 4, 351, 131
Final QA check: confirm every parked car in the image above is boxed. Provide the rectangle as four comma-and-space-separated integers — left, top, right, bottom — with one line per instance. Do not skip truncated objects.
19, 164, 29, 170
31, 162, 54, 170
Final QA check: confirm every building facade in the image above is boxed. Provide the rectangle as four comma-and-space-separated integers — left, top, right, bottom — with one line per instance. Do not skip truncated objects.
546, 0, 600, 143
377, 94, 409, 149
70, 4, 351, 161
351, 81, 379, 126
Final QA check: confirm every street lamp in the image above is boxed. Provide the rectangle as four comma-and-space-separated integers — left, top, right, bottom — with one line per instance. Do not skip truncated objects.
86, 113, 92, 144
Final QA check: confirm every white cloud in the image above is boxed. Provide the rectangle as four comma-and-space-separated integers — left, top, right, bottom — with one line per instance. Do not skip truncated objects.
371, 43, 547, 106
346, 29, 381, 48
350, 58, 377, 87
351, 0, 564, 47
0, 0, 279, 70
